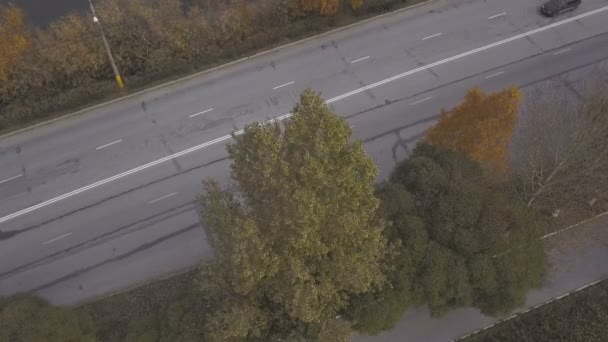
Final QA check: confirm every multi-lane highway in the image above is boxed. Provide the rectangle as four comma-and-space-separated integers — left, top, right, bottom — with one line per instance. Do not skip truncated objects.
1, 0, 608, 339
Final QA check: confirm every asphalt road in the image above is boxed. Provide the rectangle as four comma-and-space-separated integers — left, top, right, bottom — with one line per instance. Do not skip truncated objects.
1, 0, 608, 340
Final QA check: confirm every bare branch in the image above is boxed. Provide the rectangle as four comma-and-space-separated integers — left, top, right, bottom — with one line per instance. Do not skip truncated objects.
511, 74, 608, 212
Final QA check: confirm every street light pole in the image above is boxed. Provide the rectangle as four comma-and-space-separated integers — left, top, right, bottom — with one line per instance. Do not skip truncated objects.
89, 0, 124, 89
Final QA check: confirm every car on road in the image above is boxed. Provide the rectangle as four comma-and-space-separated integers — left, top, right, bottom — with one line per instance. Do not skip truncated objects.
540, 0, 582, 17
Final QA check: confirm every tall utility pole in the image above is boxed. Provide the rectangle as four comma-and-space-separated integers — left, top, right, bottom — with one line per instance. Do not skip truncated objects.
89, 0, 124, 89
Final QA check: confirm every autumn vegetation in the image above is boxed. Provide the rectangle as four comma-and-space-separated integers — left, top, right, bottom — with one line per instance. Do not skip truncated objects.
424, 87, 521, 172
1, 81, 606, 340
0, 0, 422, 133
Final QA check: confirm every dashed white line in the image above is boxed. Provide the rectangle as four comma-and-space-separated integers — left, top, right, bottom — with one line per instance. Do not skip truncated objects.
189, 108, 214, 118
489, 12, 507, 19
0, 174, 23, 185
2, 5, 608, 225
147, 192, 178, 204
96, 139, 122, 150
42, 232, 72, 245
273, 81, 295, 90
411, 96, 433, 105
422, 32, 443, 40
553, 48, 572, 55
485, 71, 505, 79
350, 56, 370, 64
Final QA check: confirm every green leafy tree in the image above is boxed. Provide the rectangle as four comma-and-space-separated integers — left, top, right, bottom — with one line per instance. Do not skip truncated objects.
199, 89, 388, 341
351, 144, 548, 325
0, 295, 97, 342
345, 184, 421, 334
391, 144, 547, 316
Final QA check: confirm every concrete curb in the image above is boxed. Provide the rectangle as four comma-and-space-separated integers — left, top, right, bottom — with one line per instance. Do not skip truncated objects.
0, 0, 434, 141
453, 274, 608, 341
452, 210, 608, 341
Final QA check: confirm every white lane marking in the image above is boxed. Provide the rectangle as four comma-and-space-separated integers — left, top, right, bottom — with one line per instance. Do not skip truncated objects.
147, 192, 178, 204
485, 71, 505, 79
553, 48, 572, 55
96, 139, 122, 150
411, 96, 433, 105
489, 12, 507, 19
42, 232, 72, 245
273, 81, 295, 90
189, 108, 214, 118
2, 5, 608, 225
422, 32, 443, 40
350, 56, 370, 64
325, 5, 608, 104
0, 174, 23, 185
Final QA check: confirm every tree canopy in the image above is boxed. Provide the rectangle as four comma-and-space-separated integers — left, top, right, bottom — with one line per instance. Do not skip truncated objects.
198, 89, 388, 341
348, 144, 548, 328
390, 144, 547, 316
425, 87, 521, 172
0, 295, 97, 342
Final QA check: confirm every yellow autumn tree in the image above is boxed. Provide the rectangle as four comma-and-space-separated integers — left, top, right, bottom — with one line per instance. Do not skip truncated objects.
425, 87, 521, 172
0, 4, 30, 81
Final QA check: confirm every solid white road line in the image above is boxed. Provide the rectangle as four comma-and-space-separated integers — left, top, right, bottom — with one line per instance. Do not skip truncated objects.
42, 232, 72, 245
324, 4, 608, 105
96, 139, 122, 150
0, 174, 23, 185
411, 96, 433, 105
422, 32, 443, 40
553, 48, 572, 55
485, 71, 505, 79
2, 4, 608, 225
189, 108, 214, 118
147, 192, 178, 204
273, 81, 295, 90
488, 12, 507, 19
351, 56, 370, 64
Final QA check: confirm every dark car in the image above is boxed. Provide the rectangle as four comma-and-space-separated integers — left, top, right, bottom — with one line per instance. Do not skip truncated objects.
540, 0, 582, 17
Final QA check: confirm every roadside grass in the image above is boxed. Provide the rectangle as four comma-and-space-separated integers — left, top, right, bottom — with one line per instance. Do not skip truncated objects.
79, 269, 200, 342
